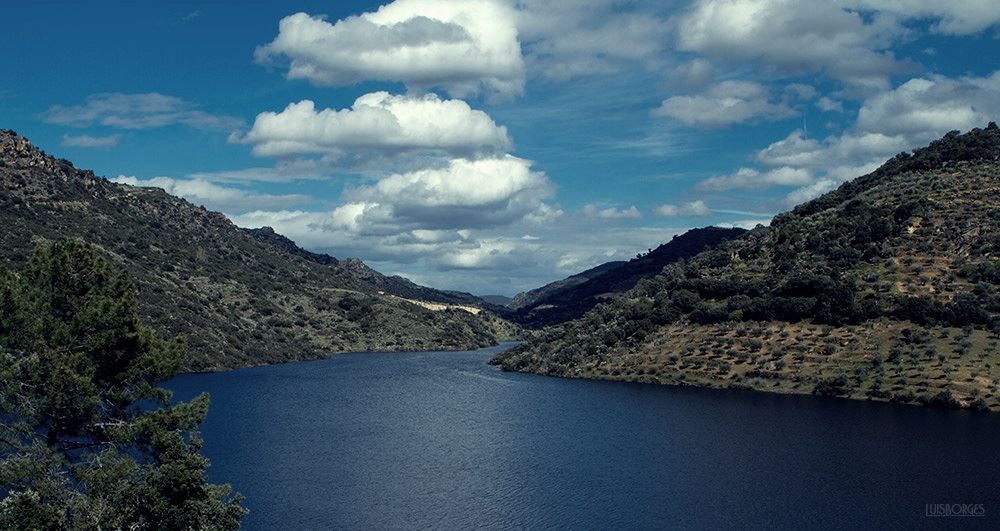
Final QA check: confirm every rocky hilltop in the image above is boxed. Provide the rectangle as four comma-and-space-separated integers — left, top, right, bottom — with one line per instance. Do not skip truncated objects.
0, 130, 509, 371
494, 124, 1000, 411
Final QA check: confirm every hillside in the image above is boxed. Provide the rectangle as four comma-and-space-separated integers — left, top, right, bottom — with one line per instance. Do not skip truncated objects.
480, 294, 514, 306
0, 130, 510, 371
509, 261, 624, 309
244, 226, 505, 310
510, 227, 746, 327
493, 124, 1000, 411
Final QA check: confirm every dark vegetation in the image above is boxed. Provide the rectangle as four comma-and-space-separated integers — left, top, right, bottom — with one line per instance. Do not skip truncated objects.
0, 241, 245, 529
0, 130, 510, 371
509, 227, 746, 327
493, 124, 1000, 411
507, 261, 625, 310
479, 294, 514, 306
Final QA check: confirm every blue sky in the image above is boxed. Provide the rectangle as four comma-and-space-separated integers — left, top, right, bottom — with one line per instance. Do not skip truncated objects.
3, 1, 1000, 295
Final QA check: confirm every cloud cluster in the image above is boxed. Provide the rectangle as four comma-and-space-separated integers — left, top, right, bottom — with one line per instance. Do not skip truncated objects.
517, 0, 671, 80
255, 0, 680, 95
61, 0, 1000, 294
841, 1, 1000, 35
230, 208, 535, 270
232, 86, 557, 239
236, 92, 511, 159
231, 89, 559, 284
342, 155, 555, 231
706, 69, 1000, 205
654, 200, 711, 217
853, 74, 1000, 137
255, 1, 524, 99
230, 207, 690, 294
44, 93, 241, 131
438, 237, 536, 269
697, 166, 812, 190
677, 0, 907, 88
654, 80, 794, 128
583, 204, 642, 219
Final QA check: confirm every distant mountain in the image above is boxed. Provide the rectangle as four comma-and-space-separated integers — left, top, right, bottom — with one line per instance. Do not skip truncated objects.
0, 130, 509, 371
493, 124, 1000, 411
480, 294, 514, 306
244, 226, 502, 310
510, 227, 746, 327
509, 261, 625, 310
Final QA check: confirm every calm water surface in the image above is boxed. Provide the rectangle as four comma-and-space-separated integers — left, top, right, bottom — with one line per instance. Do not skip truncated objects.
168, 343, 1000, 530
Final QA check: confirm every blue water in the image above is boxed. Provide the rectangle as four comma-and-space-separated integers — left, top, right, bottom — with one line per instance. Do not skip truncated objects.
168, 343, 1000, 530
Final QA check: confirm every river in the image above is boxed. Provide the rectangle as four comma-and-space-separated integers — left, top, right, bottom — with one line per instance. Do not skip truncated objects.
168, 342, 1000, 529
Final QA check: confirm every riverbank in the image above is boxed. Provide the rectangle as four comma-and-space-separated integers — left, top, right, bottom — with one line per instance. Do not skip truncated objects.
491, 320, 1000, 412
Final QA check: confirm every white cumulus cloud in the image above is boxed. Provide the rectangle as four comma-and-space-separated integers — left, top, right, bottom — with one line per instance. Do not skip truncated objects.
345, 155, 554, 230
255, 1, 524, 99
235, 92, 511, 159
853, 73, 1000, 138
726, 70, 1000, 205
228, 155, 555, 262
676, 0, 905, 88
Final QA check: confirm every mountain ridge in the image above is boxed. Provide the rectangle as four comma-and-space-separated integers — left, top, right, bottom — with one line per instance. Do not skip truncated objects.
242, 225, 504, 310
508, 261, 625, 310
509, 226, 746, 327
493, 124, 1000, 411
0, 130, 510, 370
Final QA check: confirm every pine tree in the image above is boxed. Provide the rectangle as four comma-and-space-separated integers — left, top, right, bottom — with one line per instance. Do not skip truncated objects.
0, 240, 246, 530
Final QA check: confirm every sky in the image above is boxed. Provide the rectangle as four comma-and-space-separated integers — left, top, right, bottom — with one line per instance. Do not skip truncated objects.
3, 1, 1000, 296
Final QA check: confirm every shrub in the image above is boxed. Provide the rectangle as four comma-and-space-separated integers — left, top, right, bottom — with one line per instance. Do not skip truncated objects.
813, 375, 851, 396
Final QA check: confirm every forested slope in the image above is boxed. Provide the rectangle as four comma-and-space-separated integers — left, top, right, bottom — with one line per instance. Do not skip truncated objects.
0, 130, 507, 370
494, 124, 1000, 410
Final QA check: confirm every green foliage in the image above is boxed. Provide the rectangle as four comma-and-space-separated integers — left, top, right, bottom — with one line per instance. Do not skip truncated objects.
813, 375, 851, 397
510, 227, 746, 327
790, 122, 1000, 218
919, 389, 961, 409
0, 240, 245, 530
965, 260, 1000, 284
0, 130, 509, 370
494, 125, 1000, 412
